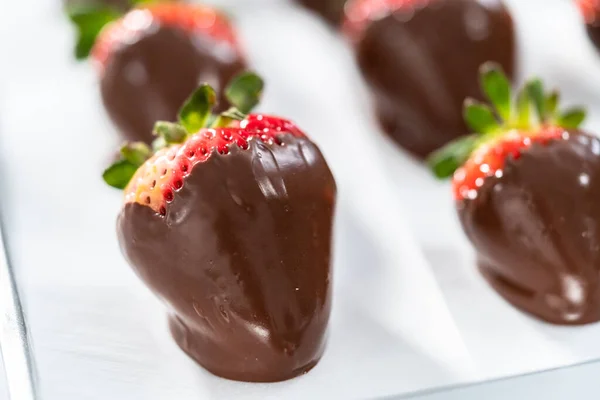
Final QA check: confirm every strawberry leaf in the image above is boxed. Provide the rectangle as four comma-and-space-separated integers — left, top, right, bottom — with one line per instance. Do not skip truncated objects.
557, 108, 586, 129
545, 91, 559, 117
103, 159, 138, 189
526, 79, 546, 124
225, 72, 264, 114
515, 88, 531, 129
463, 99, 499, 134
178, 84, 217, 133
153, 121, 188, 144
427, 135, 480, 179
120, 142, 151, 166
479, 62, 512, 122
68, 6, 120, 59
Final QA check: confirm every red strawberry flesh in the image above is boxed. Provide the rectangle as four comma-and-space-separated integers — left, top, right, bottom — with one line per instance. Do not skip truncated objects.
125, 115, 305, 215
453, 127, 566, 201
578, 0, 600, 24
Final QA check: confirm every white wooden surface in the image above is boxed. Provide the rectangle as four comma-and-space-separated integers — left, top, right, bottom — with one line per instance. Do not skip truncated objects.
0, 362, 7, 400
2, 0, 600, 399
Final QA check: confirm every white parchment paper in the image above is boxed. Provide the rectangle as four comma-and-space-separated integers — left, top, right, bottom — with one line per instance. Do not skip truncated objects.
1, 0, 600, 398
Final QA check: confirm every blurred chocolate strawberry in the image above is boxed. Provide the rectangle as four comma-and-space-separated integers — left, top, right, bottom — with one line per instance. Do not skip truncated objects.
578, 0, 600, 51
345, 0, 515, 158
68, 2, 246, 144
295, 0, 348, 26
428, 63, 600, 325
104, 73, 337, 382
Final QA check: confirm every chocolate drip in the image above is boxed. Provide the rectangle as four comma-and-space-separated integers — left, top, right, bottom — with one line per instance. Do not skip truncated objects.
101, 25, 246, 144
118, 135, 336, 381
458, 131, 600, 325
355, 0, 515, 158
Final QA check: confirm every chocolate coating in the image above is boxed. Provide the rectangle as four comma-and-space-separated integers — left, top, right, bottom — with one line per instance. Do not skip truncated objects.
118, 135, 336, 381
587, 24, 600, 52
101, 26, 246, 144
459, 131, 600, 325
296, 0, 348, 26
355, 0, 515, 158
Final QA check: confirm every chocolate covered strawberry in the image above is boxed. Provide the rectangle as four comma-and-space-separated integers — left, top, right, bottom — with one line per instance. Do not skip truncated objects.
344, 0, 515, 158
428, 63, 600, 325
578, 0, 600, 51
69, 2, 246, 144
104, 73, 337, 382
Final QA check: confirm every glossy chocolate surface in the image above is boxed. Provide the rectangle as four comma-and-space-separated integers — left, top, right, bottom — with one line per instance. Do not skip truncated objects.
101, 25, 246, 144
118, 135, 336, 381
459, 131, 600, 325
355, 0, 515, 158
296, 0, 348, 26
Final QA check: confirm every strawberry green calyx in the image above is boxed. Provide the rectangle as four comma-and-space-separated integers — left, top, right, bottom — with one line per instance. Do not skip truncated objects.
67, 0, 161, 59
428, 62, 587, 179
225, 71, 265, 114
427, 134, 480, 180
103, 160, 139, 189
103, 142, 152, 189
480, 63, 511, 122
120, 141, 152, 165
212, 72, 265, 128
463, 99, 499, 135
103, 71, 264, 189
153, 122, 188, 144
178, 85, 218, 132
68, 6, 121, 59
